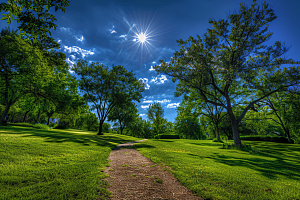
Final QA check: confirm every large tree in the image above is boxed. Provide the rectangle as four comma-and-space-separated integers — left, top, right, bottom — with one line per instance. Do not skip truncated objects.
73, 59, 145, 135
153, 1, 300, 147
0, 27, 49, 124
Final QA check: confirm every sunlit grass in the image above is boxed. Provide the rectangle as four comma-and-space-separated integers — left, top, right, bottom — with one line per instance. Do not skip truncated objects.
134, 139, 300, 200
0, 125, 142, 200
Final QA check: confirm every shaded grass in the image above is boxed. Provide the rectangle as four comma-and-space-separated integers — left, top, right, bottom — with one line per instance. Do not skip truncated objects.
134, 139, 300, 200
0, 125, 142, 200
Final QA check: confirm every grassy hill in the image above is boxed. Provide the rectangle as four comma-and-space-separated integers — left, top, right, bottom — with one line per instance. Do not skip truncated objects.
134, 139, 300, 200
0, 125, 142, 200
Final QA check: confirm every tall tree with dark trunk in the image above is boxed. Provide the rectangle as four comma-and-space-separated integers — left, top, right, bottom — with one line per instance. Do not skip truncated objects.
73, 59, 145, 135
153, 1, 300, 147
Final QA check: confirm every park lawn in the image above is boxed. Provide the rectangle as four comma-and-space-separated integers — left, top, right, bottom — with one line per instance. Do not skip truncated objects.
134, 139, 300, 200
0, 125, 142, 200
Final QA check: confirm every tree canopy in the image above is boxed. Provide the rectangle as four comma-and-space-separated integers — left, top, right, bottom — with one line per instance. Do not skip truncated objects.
73, 59, 145, 135
153, 1, 300, 147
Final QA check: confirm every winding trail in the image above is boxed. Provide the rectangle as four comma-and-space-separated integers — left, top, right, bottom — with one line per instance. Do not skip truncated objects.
103, 139, 203, 200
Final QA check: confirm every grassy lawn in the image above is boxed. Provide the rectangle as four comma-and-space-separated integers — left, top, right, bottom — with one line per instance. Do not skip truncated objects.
134, 139, 300, 200
0, 125, 142, 200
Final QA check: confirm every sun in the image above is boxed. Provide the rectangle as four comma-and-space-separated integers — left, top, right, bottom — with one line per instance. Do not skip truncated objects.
137, 33, 147, 43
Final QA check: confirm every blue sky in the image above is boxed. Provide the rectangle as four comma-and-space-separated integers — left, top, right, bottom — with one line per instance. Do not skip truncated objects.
1, 0, 299, 125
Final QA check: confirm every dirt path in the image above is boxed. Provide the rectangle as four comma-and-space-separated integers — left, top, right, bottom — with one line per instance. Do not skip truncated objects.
103, 139, 203, 200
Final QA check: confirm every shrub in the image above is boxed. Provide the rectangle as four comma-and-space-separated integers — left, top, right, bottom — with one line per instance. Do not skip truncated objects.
212, 138, 224, 143
53, 124, 69, 129
154, 134, 180, 139
33, 124, 51, 130
240, 135, 294, 144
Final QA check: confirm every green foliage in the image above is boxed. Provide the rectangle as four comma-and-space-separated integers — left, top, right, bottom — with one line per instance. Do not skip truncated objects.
102, 122, 111, 133
174, 99, 205, 140
107, 101, 139, 135
146, 102, 165, 138
154, 134, 180, 139
241, 135, 293, 144
126, 117, 153, 139
33, 124, 51, 130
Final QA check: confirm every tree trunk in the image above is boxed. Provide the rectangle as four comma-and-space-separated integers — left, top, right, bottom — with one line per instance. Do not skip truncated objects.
97, 119, 104, 135
23, 110, 31, 123
226, 101, 242, 147
215, 126, 221, 141
1, 103, 12, 125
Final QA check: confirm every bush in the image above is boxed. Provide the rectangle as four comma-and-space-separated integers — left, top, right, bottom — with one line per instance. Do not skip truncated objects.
240, 135, 294, 144
33, 124, 51, 130
53, 124, 69, 129
212, 138, 224, 143
154, 134, 180, 139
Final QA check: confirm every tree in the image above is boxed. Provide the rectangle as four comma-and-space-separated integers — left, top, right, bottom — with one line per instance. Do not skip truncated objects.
107, 101, 139, 135
73, 59, 145, 135
153, 1, 300, 147
0, 27, 50, 124
146, 103, 165, 139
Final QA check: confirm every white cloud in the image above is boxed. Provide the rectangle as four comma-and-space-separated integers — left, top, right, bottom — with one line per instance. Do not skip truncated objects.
139, 114, 146, 117
139, 78, 150, 90
70, 55, 76, 59
142, 100, 154, 103
75, 35, 84, 42
57, 39, 61, 43
166, 103, 180, 108
61, 45, 95, 58
156, 99, 171, 104
60, 27, 71, 33
149, 66, 155, 71
150, 75, 167, 84
141, 104, 153, 109
111, 30, 117, 34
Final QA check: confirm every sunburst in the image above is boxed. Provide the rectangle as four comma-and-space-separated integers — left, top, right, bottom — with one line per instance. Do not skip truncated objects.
117, 12, 171, 67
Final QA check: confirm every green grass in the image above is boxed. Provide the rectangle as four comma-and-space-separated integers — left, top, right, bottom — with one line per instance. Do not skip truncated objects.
134, 139, 300, 200
0, 125, 142, 200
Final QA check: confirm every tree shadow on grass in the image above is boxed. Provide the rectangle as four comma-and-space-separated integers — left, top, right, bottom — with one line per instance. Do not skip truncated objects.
211, 150, 300, 181
0, 126, 143, 150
